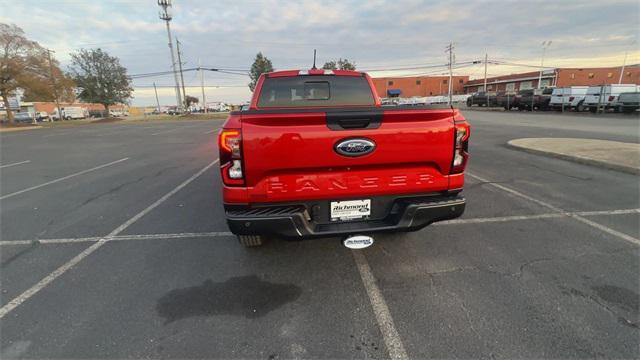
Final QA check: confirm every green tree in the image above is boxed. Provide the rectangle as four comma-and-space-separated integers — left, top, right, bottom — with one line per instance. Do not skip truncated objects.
249, 52, 273, 92
69, 48, 133, 117
0, 23, 61, 123
185, 95, 198, 107
322, 58, 356, 71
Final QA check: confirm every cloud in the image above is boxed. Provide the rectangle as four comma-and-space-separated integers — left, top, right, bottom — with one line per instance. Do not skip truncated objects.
2, 0, 638, 105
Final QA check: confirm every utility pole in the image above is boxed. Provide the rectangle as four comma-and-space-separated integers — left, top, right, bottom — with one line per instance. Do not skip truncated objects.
538, 41, 552, 89
153, 82, 161, 113
199, 58, 207, 113
158, 0, 182, 112
618, 51, 628, 84
176, 38, 187, 110
445, 42, 454, 105
483, 53, 488, 92
46, 49, 63, 122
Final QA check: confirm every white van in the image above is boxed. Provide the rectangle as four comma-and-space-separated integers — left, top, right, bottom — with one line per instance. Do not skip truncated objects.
583, 84, 639, 112
51, 107, 87, 120
550, 86, 589, 111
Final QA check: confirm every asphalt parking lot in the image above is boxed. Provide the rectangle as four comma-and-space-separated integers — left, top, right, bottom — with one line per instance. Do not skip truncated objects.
1, 112, 638, 359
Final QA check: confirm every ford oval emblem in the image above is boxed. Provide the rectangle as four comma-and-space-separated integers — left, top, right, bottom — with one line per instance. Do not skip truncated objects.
335, 138, 376, 157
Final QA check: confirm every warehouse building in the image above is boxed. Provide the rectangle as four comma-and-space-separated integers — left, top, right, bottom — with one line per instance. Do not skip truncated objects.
464, 64, 640, 93
371, 75, 469, 98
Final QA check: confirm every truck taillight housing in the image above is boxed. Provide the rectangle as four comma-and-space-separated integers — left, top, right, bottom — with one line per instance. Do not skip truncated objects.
608, 96, 615, 102
451, 124, 470, 174
219, 129, 245, 186
569, 96, 575, 102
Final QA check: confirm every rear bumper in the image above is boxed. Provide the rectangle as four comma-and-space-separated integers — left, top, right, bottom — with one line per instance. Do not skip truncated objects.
225, 194, 465, 238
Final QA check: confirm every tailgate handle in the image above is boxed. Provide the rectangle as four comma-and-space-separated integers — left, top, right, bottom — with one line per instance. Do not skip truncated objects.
337, 118, 370, 129
326, 110, 383, 131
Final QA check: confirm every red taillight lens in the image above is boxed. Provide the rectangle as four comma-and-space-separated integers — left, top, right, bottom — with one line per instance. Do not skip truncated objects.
451, 124, 470, 174
218, 129, 244, 186
608, 96, 615, 101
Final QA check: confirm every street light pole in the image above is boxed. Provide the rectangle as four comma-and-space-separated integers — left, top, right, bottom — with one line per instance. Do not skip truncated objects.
446, 42, 454, 105
176, 38, 187, 110
538, 41, 551, 89
153, 82, 161, 113
46, 49, 63, 122
158, 0, 182, 112
199, 58, 207, 113
483, 53, 488, 92
618, 51, 628, 84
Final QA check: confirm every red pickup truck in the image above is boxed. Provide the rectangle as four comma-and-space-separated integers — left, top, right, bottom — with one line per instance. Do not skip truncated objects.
218, 69, 470, 247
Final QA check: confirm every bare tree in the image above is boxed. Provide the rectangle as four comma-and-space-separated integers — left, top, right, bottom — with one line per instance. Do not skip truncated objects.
0, 23, 54, 123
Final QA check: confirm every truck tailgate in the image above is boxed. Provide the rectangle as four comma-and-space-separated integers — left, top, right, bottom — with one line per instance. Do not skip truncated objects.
240, 107, 455, 202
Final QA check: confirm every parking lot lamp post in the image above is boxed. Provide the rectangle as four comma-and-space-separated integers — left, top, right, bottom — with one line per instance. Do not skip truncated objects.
538, 41, 551, 89
618, 51, 627, 84
158, 0, 183, 112
46, 49, 63, 122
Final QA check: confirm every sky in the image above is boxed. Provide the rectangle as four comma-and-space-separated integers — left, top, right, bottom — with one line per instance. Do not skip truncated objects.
1, 0, 638, 106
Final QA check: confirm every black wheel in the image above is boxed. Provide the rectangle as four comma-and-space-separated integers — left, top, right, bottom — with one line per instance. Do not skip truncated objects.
466, 99, 472, 107
237, 235, 264, 247
589, 107, 597, 113
575, 101, 585, 112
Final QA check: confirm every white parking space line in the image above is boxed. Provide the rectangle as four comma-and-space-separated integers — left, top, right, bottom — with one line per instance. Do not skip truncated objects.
2, 209, 637, 246
204, 129, 218, 134
0, 160, 31, 169
42, 132, 70, 138
151, 124, 202, 136
436, 208, 640, 226
352, 251, 409, 360
0, 158, 219, 319
0, 158, 129, 200
467, 172, 640, 246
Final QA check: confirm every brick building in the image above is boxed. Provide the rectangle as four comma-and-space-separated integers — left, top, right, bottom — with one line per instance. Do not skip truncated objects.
464, 64, 640, 93
371, 75, 469, 98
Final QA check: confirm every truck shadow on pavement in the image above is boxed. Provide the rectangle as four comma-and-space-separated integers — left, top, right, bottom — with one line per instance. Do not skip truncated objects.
155, 275, 302, 323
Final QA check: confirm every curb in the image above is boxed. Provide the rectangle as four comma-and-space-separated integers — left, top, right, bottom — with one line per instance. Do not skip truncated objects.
0, 126, 42, 133
506, 140, 640, 175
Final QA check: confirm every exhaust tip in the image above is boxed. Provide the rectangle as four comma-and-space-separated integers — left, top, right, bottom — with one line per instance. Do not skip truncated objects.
343, 235, 374, 249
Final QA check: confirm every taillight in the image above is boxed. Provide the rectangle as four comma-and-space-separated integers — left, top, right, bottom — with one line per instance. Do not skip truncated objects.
569, 96, 575, 102
451, 124, 470, 174
608, 96, 615, 102
218, 129, 244, 186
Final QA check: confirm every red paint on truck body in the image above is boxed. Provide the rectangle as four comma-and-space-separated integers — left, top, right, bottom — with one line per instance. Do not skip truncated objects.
220, 69, 469, 206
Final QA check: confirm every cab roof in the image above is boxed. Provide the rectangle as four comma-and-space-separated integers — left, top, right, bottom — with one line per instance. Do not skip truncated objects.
266, 69, 365, 78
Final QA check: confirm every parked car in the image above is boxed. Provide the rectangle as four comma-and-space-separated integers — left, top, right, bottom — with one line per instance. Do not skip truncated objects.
616, 92, 640, 113
466, 91, 494, 107
13, 112, 35, 123
109, 109, 129, 117
495, 91, 518, 110
516, 88, 553, 111
32, 111, 50, 121
550, 86, 589, 111
219, 68, 469, 247
583, 84, 639, 112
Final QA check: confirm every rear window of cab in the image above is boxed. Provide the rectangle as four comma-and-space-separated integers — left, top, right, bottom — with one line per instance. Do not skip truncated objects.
257, 75, 375, 108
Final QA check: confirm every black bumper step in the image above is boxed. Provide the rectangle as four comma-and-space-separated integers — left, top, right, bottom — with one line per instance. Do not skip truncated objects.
225, 195, 465, 239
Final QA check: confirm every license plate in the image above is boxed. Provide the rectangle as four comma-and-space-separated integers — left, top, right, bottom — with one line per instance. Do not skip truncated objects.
330, 199, 371, 221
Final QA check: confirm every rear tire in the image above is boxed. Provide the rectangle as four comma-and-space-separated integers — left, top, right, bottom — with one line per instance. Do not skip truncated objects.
237, 235, 264, 247
576, 101, 585, 112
